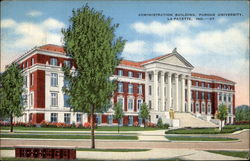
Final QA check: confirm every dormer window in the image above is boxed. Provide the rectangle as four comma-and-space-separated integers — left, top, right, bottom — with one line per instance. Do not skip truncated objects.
128, 71, 133, 78
50, 58, 58, 66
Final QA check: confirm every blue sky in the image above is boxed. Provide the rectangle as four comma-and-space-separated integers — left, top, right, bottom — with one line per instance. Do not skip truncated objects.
1, 0, 249, 105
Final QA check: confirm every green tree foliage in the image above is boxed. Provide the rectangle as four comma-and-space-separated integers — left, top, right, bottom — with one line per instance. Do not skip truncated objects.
157, 118, 163, 128
139, 103, 150, 128
113, 103, 124, 133
0, 63, 24, 132
216, 104, 228, 131
235, 105, 250, 122
61, 4, 126, 149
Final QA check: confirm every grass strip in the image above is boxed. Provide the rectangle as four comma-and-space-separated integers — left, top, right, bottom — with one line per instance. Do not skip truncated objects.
0, 158, 185, 161
0, 134, 137, 140
165, 128, 238, 134
0, 131, 137, 135
166, 136, 238, 141
1, 126, 162, 131
206, 150, 250, 159
76, 148, 150, 152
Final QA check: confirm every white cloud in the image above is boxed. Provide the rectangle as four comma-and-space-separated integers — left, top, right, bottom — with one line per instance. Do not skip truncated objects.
41, 18, 65, 30
123, 40, 146, 54
27, 10, 42, 17
1, 19, 16, 28
217, 17, 228, 24
131, 20, 200, 36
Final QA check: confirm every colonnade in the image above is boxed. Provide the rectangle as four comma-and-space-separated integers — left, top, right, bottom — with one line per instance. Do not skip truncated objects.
146, 70, 191, 112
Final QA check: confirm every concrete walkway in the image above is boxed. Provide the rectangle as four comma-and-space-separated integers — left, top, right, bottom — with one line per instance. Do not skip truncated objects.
1, 149, 246, 160
138, 130, 169, 141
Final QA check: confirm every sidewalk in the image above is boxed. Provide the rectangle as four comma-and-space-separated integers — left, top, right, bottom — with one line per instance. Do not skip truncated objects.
1, 149, 246, 160
138, 130, 169, 141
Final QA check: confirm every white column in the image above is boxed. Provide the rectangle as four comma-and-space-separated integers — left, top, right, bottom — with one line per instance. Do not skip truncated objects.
154, 70, 158, 111
167, 72, 172, 110
161, 71, 165, 111
145, 72, 149, 105
175, 74, 179, 112
181, 75, 185, 112
187, 76, 191, 112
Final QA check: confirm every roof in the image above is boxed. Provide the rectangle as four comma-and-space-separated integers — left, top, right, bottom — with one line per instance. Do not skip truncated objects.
38, 44, 66, 54
191, 72, 235, 84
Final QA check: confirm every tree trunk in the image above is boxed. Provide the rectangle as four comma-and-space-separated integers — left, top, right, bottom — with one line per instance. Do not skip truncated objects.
219, 120, 222, 132
90, 105, 95, 149
144, 119, 145, 129
118, 121, 120, 134
10, 114, 13, 132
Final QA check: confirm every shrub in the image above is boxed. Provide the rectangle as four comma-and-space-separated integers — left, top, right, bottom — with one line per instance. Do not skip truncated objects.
146, 122, 156, 128
133, 121, 139, 127
163, 123, 169, 129
157, 118, 163, 128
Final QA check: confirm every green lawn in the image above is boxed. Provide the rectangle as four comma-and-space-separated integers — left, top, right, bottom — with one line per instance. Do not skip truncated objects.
0, 158, 184, 161
166, 136, 238, 141
223, 124, 250, 129
1, 126, 162, 131
165, 127, 239, 134
207, 150, 250, 159
0, 134, 138, 140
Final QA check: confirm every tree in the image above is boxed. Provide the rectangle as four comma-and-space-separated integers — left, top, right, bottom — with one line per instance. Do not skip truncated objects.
0, 63, 24, 132
216, 104, 228, 131
139, 103, 150, 128
236, 105, 250, 122
62, 5, 126, 149
113, 103, 124, 133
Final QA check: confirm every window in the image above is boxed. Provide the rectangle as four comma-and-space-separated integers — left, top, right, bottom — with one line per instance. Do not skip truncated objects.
50, 58, 58, 66
51, 113, 58, 122
128, 84, 133, 94
224, 94, 227, 102
108, 115, 113, 124
149, 86, 152, 95
31, 58, 34, 66
208, 104, 211, 114
23, 95, 27, 106
64, 60, 71, 67
30, 73, 34, 86
207, 84, 210, 88
128, 71, 133, 78
118, 98, 124, 109
196, 103, 199, 113
138, 72, 143, 79
51, 93, 58, 107
30, 92, 34, 106
64, 79, 69, 88
24, 75, 27, 87
118, 70, 123, 76
138, 117, 142, 125
138, 85, 142, 94
137, 100, 142, 111
202, 103, 205, 113
128, 99, 134, 111
196, 91, 199, 99
202, 92, 204, 99
51, 73, 58, 87
219, 93, 222, 101
64, 94, 70, 107
118, 82, 123, 93
149, 74, 152, 80
149, 100, 152, 109
129, 116, 133, 126
208, 93, 211, 100
228, 94, 231, 102
26, 61, 28, 67
64, 113, 71, 124
219, 85, 222, 89
96, 115, 102, 124
201, 82, 204, 87
196, 82, 199, 87
76, 114, 82, 123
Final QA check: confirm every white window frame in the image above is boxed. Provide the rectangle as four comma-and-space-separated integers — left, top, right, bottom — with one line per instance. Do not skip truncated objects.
30, 92, 34, 106
137, 99, 143, 111
24, 75, 27, 88
51, 92, 58, 107
128, 71, 133, 78
207, 103, 211, 114
202, 103, 205, 113
64, 60, 71, 67
31, 58, 34, 66
138, 72, 142, 79
138, 84, 142, 94
30, 73, 34, 86
118, 70, 123, 76
50, 58, 58, 66
118, 82, 123, 93
128, 84, 133, 94
64, 113, 71, 124
51, 113, 58, 123
51, 73, 58, 87
117, 97, 124, 110
196, 103, 199, 113
76, 113, 82, 123
128, 98, 134, 111
149, 85, 152, 95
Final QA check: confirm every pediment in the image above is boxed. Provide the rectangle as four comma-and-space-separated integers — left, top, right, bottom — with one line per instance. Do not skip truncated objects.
158, 53, 193, 68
